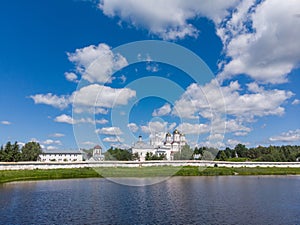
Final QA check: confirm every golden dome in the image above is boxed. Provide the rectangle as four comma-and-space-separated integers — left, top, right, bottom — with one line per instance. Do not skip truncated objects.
173, 129, 180, 134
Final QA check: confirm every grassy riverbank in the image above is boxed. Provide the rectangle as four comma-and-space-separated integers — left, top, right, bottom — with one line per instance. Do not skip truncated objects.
1, 166, 300, 184
177, 166, 300, 176
96, 166, 300, 177
0, 167, 101, 184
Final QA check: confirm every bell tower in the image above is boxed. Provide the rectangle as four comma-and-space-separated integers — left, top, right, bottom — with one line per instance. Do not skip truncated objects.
93, 145, 102, 157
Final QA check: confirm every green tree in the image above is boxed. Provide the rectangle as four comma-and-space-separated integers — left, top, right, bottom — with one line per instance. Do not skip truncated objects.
204, 144, 300, 162
145, 152, 166, 160
235, 144, 248, 158
145, 152, 151, 160
104, 147, 133, 161
174, 145, 193, 160
11, 142, 21, 162
201, 150, 215, 160
0, 145, 4, 161
0, 141, 21, 162
21, 142, 42, 161
2, 141, 13, 161
217, 150, 228, 161
132, 152, 140, 161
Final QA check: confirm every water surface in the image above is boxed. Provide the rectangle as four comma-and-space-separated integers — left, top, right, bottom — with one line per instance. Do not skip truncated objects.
0, 176, 300, 224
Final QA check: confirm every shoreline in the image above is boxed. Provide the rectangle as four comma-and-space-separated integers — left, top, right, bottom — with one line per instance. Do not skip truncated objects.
1, 166, 300, 184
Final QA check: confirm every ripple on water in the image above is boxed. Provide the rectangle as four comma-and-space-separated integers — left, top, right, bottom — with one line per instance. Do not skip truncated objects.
0, 176, 300, 224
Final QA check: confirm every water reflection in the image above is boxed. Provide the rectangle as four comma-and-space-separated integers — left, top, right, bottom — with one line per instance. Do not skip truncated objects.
0, 176, 300, 224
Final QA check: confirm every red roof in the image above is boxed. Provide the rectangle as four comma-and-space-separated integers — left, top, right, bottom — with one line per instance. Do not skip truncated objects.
94, 145, 102, 149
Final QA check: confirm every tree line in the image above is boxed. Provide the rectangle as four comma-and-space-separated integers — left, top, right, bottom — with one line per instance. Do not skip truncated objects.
2, 140, 299, 162
102, 144, 300, 162
0, 141, 42, 162
215, 144, 300, 162
172, 144, 300, 162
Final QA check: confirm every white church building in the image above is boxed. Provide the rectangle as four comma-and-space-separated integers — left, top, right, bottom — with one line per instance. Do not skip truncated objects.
131, 129, 186, 161
38, 150, 83, 162
88, 145, 104, 161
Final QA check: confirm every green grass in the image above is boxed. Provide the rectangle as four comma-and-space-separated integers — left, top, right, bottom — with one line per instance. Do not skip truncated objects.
94, 166, 179, 177
222, 157, 250, 162
1, 166, 300, 184
0, 167, 101, 184
96, 166, 300, 177
234, 167, 300, 175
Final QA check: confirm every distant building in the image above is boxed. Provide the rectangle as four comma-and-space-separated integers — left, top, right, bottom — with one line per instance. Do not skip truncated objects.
131, 129, 187, 161
38, 150, 83, 162
131, 136, 156, 160
161, 129, 186, 152
88, 145, 104, 161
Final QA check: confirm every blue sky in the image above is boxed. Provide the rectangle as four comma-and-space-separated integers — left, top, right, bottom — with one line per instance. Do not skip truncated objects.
0, 0, 299, 151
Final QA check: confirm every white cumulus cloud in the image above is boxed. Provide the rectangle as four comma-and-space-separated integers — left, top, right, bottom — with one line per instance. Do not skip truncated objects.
218, 0, 300, 84
173, 79, 292, 139
32, 84, 135, 111
99, 0, 239, 40
46, 146, 58, 151
1, 121, 11, 125
42, 139, 62, 145
141, 121, 176, 134
292, 99, 300, 105
152, 103, 171, 116
127, 123, 139, 133
73, 106, 109, 115
99, 0, 300, 83
71, 84, 136, 108
96, 126, 123, 136
54, 114, 108, 125
174, 80, 293, 121
176, 122, 209, 135
269, 129, 300, 142
103, 136, 124, 143
95, 119, 109, 125
30, 93, 69, 109
54, 114, 75, 124
67, 43, 128, 83
64, 72, 79, 83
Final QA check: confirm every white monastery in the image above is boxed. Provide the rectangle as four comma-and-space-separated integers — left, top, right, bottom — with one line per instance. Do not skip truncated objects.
131, 129, 187, 161
38, 145, 104, 162
38, 150, 83, 162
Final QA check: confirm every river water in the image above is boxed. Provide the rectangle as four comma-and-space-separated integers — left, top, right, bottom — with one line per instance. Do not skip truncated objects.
0, 176, 300, 224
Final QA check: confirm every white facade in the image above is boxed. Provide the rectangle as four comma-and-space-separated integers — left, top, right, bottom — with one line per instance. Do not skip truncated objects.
132, 130, 187, 161
89, 145, 104, 161
38, 151, 83, 162
93, 145, 102, 156
131, 136, 156, 161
